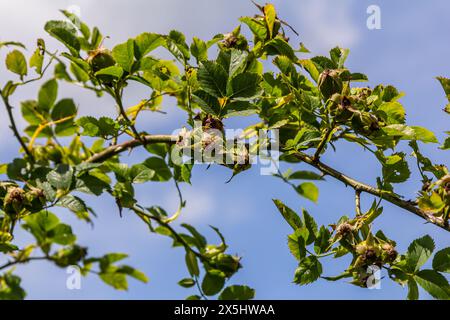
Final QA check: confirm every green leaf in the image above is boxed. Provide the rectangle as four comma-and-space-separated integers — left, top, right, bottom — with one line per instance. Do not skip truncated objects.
5, 50, 27, 77
382, 125, 438, 143
166, 30, 190, 61
272, 199, 303, 230
414, 270, 450, 299
95, 66, 124, 78
182, 224, 207, 249
222, 101, 257, 118
228, 72, 261, 99
185, 251, 199, 277
100, 271, 128, 291
295, 182, 319, 203
437, 76, 450, 102
239, 17, 267, 41
47, 164, 73, 190
192, 90, 221, 116
143, 157, 172, 181
20, 100, 41, 125
0, 273, 26, 300
286, 170, 324, 181
77, 116, 120, 138
51, 98, 77, 120
38, 79, 58, 111
288, 228, 308, 260
219, 285, 255, 300
299, 59, 320, 82
418, 192, 445, 213
48, 224, 76, 245
173, 163, 193, 184
116, 265, 149, 283
293, 256, 322, 285
190, 37, 208, 63
377, 102, 406, 124
329, 47, 349, 69
314, 226, 331, 254
432, 248, 450, 273
0, 243, 18, 253
130, 164, 155, 183
302, 209, 318, 245
58, 194, 88, 217
29, 48, 44, 74
201, 270, 226, 296
44, 20, 80, 56
112, 39, 135, 72
407, 278, 419, 300
197, 61, 228, 98
380, 152, 411, 184
178, 278, 196, 288
265, 38, 297, 61
134, 32, 164, 59
51, 98, 77, 136
264, 4, 277, 38
60, 9, 90, 40
406, 235, 435, 273
217, 49, 248, 79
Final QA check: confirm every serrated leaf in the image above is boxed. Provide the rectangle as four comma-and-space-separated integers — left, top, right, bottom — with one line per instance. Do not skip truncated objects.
44, 20, 80, 56
112, 39, 135, 72
185, 251, 199, 277
228, 72, 261, 99
197, 61, 228, 98
288, 228, 308, 260
407, 278, 419, 300
406, 235, 435, 273
95, 66, 124, 78
272, 199, 303, 230
264, 4, 277, 38
134, 32, 164, 59
414, 269, 450, 299
38, 79, 58, 111
239, 17, 267, 41
5, 50, 27, 77
293, 256, 322, 285
377, 102, 406, 124
219, 285, 255, 300
433, 248, 450, 273
201, 270, 225, 296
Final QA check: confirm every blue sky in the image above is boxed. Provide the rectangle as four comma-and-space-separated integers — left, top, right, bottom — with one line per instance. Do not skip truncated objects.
0, 0, 449, 299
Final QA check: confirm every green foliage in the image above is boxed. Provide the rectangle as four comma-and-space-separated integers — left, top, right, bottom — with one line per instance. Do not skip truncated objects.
0, 3, 448, 300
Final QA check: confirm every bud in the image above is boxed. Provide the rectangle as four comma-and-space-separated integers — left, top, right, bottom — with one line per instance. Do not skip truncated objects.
381, 243, 398, 263
0, 231, 13, 242
26, 187, 46, 212
223, 33, 238, 48
211, 253, 242, 277
336, 222, 354, 237
3, 187, 26, 215
318, 69, 343, 100
87, 47, 116, 76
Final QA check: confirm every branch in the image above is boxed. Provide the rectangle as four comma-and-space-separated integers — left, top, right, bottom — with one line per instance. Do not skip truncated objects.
291, 150, 450, 232
0, 256, 48, 271
84, 133, 449, 232
86, 134, 178, 163
0, 90, 34, 160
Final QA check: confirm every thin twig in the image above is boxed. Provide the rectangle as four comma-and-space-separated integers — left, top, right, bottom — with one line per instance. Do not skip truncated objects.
0, 90, 34, 160
355, 190, 362, 216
